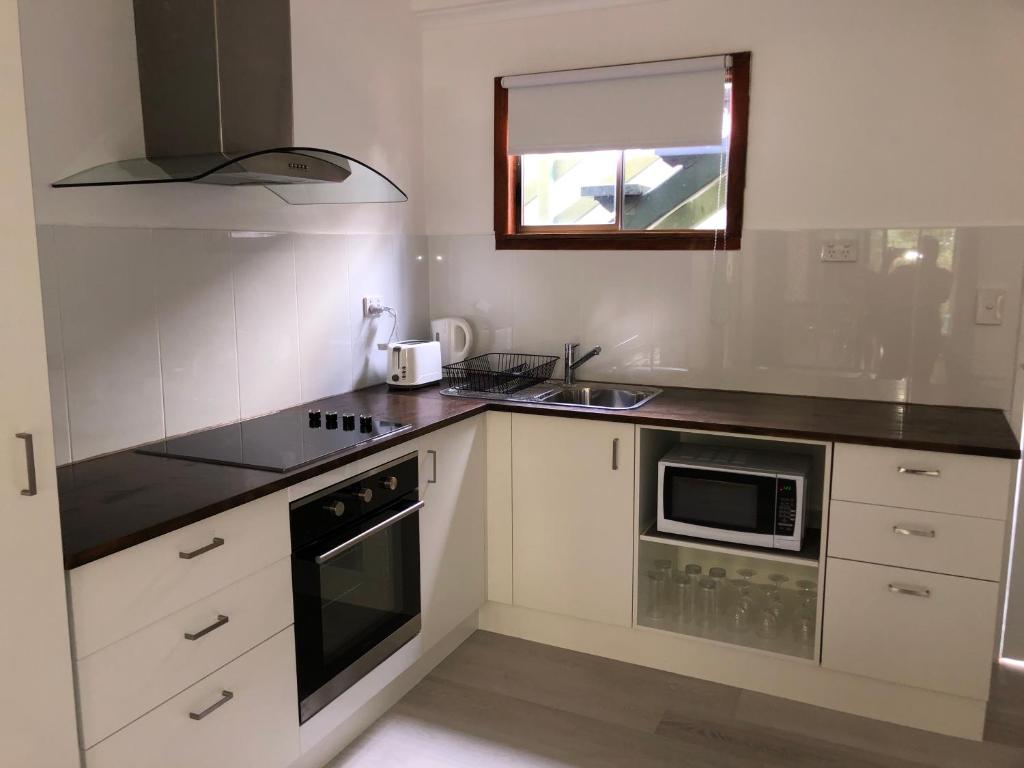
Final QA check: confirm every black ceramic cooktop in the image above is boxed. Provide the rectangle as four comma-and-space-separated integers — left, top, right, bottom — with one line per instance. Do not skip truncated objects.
137, 406, 410, 472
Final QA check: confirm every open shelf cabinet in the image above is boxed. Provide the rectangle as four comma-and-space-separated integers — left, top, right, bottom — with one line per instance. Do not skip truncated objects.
633, 425, 832, 663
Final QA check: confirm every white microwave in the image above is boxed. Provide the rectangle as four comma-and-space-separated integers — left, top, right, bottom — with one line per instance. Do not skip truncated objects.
657, 444, 810, 552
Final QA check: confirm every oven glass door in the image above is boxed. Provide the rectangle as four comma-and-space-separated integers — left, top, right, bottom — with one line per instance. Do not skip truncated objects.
662, 465, 777, 537
292, 494, 421, 723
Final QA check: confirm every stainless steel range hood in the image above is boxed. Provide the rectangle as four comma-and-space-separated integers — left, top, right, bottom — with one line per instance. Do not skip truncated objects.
52, 0, 407, 205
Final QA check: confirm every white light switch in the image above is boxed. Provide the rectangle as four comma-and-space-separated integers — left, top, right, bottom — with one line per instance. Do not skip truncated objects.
975, 288, 1005, 325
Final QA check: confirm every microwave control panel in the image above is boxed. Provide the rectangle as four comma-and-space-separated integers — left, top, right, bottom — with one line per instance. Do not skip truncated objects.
774, 478, 798, 537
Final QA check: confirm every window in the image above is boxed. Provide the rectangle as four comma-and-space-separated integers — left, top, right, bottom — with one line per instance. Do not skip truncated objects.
494, 52, 750, 250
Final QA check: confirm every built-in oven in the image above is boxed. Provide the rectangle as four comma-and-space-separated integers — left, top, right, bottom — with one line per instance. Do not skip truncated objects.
290, 451, 421, 724
657, 444, 809, 552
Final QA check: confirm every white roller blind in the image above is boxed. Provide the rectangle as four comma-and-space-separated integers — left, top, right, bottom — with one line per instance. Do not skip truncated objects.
503, 56, 727, 156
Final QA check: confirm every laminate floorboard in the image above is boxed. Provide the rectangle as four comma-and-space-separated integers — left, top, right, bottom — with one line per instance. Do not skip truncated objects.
329, 631, 1024, 768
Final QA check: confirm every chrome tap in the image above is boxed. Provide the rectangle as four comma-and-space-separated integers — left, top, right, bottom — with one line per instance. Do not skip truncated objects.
563, 342, 602, 385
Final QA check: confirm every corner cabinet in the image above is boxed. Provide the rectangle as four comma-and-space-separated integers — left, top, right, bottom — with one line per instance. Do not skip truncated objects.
511, 414, 635, 627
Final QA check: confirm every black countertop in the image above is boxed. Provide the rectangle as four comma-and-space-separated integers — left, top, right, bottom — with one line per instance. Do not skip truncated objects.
58, 384, 1020, 569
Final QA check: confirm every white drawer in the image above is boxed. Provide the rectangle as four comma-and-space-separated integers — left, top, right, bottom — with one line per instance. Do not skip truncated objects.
77, 557, 293, 748
828, 500, 1005, 581
84, 628, 299, 768
70, 491, 290, 658
832, 444, 1013, 520
821, 558, 999, 699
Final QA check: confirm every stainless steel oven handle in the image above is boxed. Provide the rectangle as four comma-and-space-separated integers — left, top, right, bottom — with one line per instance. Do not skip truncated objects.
315, 500, 425, 565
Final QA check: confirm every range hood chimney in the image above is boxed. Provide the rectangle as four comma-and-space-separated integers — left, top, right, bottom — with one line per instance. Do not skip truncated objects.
52, 0, 407, 205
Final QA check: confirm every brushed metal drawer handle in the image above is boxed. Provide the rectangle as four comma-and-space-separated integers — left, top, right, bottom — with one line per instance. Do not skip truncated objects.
188, 690, 233, 721
897, 466, 941, 478
888, 582, 931, 598
892, 525, 936, 539
184, 614, 229, 641
179, 537, 225, 560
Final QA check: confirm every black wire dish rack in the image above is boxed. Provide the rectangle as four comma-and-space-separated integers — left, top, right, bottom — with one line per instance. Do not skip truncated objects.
442, 352, 559, 396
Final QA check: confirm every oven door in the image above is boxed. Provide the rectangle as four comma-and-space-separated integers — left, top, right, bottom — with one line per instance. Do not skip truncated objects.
292, 494, 422, 724
658, 463, 778, 547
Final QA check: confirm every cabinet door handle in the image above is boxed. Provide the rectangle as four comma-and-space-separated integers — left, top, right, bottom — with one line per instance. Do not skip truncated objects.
427, 449, 437, 484
611, 438, 619, 471
888, 582, 931, 598
892, 525, 936, 538
184, 614, 229, 641
188, 690, 233, 721
897, 466, 940, 478
14, 433, 37, 497
179, 537, 225, 560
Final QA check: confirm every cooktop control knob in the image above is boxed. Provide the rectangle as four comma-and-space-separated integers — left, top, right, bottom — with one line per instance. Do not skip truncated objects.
359, 414, 373, 433
380, 475, 398, 491
342, 413, 355, 431
325, 412, 338, 430
308, 409, 322, 428
324, 501, 346, 517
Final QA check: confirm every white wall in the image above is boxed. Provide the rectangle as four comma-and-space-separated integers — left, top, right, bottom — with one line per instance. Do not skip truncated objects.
421, 0, 1024, 409
421, 0, 1024, 234
19, 0, 430, 462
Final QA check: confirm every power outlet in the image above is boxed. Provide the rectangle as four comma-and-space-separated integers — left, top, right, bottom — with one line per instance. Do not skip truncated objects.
820, 239, 857, 262
362, 296, 384, 318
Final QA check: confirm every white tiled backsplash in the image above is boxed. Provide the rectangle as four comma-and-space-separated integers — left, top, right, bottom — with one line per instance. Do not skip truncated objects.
38, 225, 429, 464
39, 224, 1024, 465
429, 228, 1024, 410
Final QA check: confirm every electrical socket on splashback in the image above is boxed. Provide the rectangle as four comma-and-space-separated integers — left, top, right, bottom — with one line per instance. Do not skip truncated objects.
820, 239, 857, 262
363, 296, 384, 318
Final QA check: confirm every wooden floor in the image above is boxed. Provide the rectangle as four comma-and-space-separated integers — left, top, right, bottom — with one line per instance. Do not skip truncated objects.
330, 631, 1024, 767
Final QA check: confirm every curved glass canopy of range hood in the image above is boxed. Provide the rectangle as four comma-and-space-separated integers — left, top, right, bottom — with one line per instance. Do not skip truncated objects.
52, 148, 408, 205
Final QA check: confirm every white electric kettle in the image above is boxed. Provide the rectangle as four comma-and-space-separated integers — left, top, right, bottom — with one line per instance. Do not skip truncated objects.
430, 317, 474, 364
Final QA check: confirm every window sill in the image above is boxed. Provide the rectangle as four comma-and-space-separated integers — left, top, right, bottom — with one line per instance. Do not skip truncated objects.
494, 231, 741, 251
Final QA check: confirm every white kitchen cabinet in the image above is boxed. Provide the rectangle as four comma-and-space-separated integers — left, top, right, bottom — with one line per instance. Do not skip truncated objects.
822, 558, 999, 699
69, 490, 291, 658
832, 443, 1013, 520
0, 6, 80, 765
417, 417, 487, 647
76, 557, 293, 749
511, 414, 635, 627
828, 500, 1005, 581
84, 628, 299, 768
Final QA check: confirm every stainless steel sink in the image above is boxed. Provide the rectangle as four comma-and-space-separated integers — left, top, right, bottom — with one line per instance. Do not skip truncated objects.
536, 385, 661, 410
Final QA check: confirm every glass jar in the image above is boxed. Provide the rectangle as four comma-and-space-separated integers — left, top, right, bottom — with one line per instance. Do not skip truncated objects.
696, 576, 719, 631
646, 569, 670, 620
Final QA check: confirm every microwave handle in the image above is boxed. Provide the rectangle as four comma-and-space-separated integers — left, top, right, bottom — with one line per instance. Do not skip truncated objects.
612, 438, 619, 471
315, 500, 424, 565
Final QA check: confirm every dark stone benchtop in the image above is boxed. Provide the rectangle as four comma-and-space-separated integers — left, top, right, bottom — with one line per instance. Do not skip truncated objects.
58, 383, 1020, 570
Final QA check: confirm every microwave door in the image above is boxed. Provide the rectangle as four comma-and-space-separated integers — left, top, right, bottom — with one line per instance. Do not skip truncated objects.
659, 464, 778, 547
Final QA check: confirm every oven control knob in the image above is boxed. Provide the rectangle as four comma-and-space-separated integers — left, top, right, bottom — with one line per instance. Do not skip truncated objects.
347, 487, 373, 503
380, 475, 399, 491
324, 501, 346, 518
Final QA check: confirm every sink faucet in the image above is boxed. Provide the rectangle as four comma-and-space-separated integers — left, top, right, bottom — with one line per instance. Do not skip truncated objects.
563, 342, 602, 385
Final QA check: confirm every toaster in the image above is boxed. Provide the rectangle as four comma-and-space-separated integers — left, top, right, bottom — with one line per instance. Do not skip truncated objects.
387, 340, 442, 388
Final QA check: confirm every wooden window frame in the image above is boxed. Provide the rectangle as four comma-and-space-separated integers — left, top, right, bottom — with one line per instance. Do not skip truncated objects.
494, 51, 750, 251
